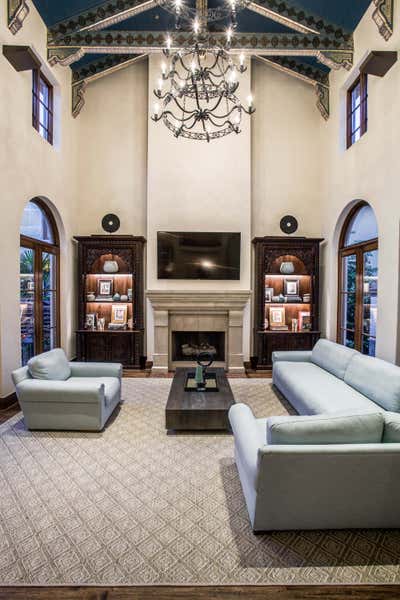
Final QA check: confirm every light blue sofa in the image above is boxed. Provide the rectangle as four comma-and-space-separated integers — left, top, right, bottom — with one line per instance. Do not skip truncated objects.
12, 349, 122, 431
229, 339, 400, 531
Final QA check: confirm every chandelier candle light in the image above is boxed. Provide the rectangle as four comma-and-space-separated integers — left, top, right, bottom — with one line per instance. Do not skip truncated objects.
151, 3, 255, 142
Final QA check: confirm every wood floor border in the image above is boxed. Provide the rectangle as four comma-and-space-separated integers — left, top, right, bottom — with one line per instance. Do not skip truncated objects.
0, 586, 399, 600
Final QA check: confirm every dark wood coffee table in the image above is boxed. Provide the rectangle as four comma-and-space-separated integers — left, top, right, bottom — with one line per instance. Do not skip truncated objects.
166, 368, 235, 431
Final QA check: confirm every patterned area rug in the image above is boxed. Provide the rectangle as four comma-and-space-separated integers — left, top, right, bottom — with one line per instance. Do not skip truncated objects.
0, 378, 399, 585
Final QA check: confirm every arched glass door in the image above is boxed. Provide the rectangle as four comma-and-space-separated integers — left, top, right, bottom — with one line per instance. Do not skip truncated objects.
20, 199, 60, 365
338, 202, 378, 356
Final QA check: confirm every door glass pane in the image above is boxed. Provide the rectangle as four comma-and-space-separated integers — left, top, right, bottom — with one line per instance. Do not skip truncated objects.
43, 328, 57, 352
342, 255, 356, 292
362, 336, 376, 357
341, 293, 355, 331
42, 252, 56, 290
363, 249, 378, 352
42, 251, 57, 349
20, 247, 35, 365
343, 329, 355, 349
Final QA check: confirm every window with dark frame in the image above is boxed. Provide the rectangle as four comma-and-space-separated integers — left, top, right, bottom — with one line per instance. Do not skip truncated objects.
32, 70, 53, 144
347, 73, 368, 148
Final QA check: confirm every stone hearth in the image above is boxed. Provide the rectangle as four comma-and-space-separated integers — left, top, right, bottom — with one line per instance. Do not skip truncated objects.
146, 291, 251, 373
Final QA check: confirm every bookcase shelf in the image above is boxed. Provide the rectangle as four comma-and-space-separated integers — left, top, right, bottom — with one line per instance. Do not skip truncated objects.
73, 235, 146, 368
253, 236, 323, 369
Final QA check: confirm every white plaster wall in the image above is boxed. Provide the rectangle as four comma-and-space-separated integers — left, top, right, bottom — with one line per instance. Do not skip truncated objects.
146, 53, 252, 359
252, 59, 323, 238
320, 3, 400, 363
146, 53, 252, 292
75, 59, 148, 236
0, 2, 78, 397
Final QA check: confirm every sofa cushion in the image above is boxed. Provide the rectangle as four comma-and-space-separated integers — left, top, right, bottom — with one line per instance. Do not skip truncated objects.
382, 412, 400, 443
266, 412, 384, 445
344, 354, 400, 413
28, 349, 71, 381
311, 339, 358, 380
273, 361, 381, 416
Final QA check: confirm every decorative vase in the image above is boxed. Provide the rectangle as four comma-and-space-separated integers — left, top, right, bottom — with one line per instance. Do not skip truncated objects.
103, 260, 119, 274
120, 294, 128, 302
112, 292, 121, 301
86, 292, 95, 302
280, 261, 295, 275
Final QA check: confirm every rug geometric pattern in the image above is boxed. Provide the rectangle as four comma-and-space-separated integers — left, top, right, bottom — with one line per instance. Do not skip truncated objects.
0, 378, 399, 585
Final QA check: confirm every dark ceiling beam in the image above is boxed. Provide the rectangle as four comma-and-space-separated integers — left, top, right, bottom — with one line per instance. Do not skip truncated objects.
48, 30, 353, 70
372, 0, 393, 40
48, 0, 159, 41
255, 55, 329, 120
71, 54, 146, 117
247, 0, 350, 41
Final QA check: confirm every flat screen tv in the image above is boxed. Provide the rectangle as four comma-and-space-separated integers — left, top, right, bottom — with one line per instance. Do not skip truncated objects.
157, 232, 241, 280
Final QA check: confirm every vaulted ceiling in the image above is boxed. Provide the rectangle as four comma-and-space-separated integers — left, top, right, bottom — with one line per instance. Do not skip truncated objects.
7, 1, 394, 119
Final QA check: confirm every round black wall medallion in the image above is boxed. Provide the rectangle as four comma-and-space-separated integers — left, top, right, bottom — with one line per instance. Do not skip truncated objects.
280, 215, 298, 235
102, 214, 120, 233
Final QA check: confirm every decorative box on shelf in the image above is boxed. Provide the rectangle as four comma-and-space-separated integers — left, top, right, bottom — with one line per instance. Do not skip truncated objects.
74, 235, 146, 368
253, 236, 324, 368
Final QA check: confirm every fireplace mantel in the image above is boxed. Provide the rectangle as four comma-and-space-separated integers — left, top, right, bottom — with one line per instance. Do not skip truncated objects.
146, 290, 251, 373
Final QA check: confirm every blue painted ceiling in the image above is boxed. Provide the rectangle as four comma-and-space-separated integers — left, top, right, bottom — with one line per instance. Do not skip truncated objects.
33, 0, 370, 76
33, 0, 371, 31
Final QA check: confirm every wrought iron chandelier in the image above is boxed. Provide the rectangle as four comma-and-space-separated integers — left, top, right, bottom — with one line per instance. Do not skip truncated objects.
151, 35, 255, 141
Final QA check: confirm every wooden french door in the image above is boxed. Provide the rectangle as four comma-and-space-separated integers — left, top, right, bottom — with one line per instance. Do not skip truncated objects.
20, 236, 60, 365
338, 240, 378, 356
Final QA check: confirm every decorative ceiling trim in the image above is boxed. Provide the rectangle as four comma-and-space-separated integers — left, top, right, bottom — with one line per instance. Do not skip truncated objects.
47, 30, 353, 59
247, 0, 350, 41
255, 55, 329, 120
76, 1, 157, 33
72, 81, 87, 118
48, 0, 158, 41
372, 0, 393, 40
71, 54, 147, 118
8, 0, 29, 34
247, 2, 320, 35
49, 48, 86, 67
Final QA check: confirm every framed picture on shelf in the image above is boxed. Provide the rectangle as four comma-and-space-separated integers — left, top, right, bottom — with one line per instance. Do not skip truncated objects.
96, 278, 113, 299
85, 313, 97, 330
298, 310, 311, 331
269, 306, 286, 329
265, 287, 274, 303
111, 303, 128, 325
284, 279, 300, 296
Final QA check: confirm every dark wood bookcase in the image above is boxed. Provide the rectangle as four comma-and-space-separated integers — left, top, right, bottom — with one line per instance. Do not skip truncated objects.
253, 236, 324, 369
74, 235, 146, 368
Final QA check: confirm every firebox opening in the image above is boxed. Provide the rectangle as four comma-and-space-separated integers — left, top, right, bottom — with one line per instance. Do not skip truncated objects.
172, 331, 225, 362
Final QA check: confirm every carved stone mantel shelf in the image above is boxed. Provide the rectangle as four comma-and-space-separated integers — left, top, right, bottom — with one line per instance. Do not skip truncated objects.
146, 290, 251, 373
146, 290, 251, 311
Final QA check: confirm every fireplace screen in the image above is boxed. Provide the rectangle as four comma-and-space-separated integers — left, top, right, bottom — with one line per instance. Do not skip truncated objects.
172, 331, 225, 362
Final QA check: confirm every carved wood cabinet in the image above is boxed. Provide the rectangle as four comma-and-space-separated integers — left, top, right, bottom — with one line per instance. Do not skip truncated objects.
253, 236, 324, 369
74, 235, 146, 368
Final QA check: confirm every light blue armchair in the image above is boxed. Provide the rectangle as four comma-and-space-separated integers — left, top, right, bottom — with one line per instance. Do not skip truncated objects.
12, 349, 122, 431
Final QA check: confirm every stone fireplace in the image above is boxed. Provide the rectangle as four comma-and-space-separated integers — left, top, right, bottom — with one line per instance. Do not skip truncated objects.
146, 291, 251, 373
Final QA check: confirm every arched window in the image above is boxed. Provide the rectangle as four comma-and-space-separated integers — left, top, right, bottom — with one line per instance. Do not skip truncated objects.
20, 199, 60, 365
338, 202, 378, 356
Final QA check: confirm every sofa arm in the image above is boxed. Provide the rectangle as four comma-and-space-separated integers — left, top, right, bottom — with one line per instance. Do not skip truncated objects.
69, 362, 122, 379
229, 403, 266, 489
16, 379, 105, 404
272, 350, 312, 364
